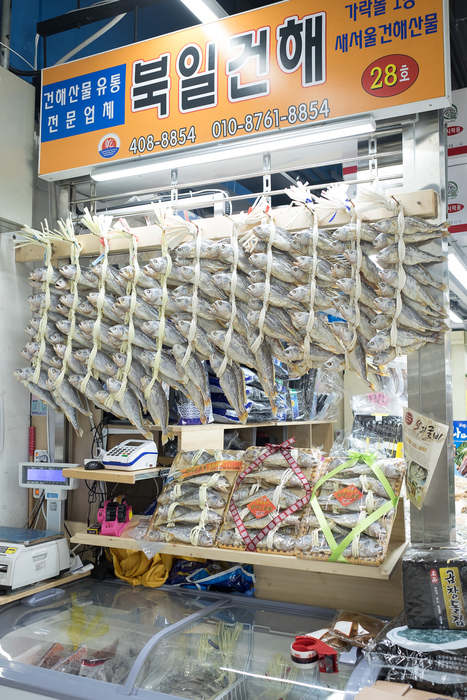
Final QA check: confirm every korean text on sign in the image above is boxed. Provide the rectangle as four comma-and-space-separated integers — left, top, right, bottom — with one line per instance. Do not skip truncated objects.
41, 65, 126, 142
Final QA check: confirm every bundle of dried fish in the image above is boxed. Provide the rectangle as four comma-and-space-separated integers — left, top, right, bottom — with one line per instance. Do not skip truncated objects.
295, 453, 405, 565
145, 450, 243, 546
217, 441, 322, 554
16, 197, 449, 437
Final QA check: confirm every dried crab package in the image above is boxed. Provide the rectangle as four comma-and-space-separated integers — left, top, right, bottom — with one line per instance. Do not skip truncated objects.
144, 449, 244, 548
295, 452, 405, 565
217, 439, 322, 555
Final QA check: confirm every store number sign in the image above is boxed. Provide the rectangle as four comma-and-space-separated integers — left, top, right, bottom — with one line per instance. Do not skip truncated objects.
39, 0, 449, 179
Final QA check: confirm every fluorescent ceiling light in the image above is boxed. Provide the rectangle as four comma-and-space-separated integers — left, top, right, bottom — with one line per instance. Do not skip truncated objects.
449, 308, 463, 324
92, 117, 376, 182
448, 253, 467, 286
180, 0, 227, 23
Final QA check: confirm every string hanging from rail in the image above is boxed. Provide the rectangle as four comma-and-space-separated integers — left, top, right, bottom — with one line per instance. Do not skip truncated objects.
355, 181, 405, 356
52, 219, 83, 389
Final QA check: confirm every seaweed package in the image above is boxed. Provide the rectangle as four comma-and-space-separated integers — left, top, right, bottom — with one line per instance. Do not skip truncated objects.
402, 544, 467, 630
144, 449, 244, 548
295, 452, 405, 566
217, 438, 322, 555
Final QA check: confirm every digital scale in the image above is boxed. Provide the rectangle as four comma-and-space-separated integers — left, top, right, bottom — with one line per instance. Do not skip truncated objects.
0, 527, 70, 591
0, 464, 79, 591
103, 439, 158, 471
19, 462, 79, 532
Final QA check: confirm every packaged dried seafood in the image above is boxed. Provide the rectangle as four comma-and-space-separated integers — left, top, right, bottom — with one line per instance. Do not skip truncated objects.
217, 438, 322, 555
295, 452, 405, 566
145, 449, 243, 547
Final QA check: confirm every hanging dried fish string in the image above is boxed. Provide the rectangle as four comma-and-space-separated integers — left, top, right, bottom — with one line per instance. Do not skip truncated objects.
250, 198, 276, 355
390, 199, 405, 356
284, 184, 319, 369
218, 216, 241, 377
303, 207, 321, 368
112, 219, 139, 402
346, 206, 362, 357
180, 222, 202, 370
144, 206, 172, 397
309, 184, 354, 365
79, 209, 113, 396
355, 181, 405, 355
16, 223, 56, 384
53, 218, 83, 388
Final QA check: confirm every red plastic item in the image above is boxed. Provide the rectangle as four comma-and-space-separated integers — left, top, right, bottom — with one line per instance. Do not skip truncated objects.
28, 426, 36, 461
291, 636, 339, 674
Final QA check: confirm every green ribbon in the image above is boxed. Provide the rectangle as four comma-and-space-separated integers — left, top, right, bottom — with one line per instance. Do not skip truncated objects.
309, 452, 399, 564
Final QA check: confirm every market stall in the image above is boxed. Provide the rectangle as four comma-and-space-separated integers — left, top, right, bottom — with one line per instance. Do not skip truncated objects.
4, 0, 461, 698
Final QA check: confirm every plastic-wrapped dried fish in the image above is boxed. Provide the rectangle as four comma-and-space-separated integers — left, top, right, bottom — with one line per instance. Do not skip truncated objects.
295, 532, 383, 559
216, 528, 296, 551
147, 524, 214, 547
232, 486, 301, 509
156, 505, 222, 525
243, 446, 320, 468
158, 484, 226, 509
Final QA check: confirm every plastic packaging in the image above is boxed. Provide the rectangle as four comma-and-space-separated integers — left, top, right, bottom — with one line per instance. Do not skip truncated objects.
313, 369, 344, 422
217, 440, 322, 555
348, 392, 404, 458
295, 450, 405, 566
165, 559, 255, 595
402, 544, 467, 630
366, 611, 467, 699
144, 449, 244, 548
330, 610, 386, 648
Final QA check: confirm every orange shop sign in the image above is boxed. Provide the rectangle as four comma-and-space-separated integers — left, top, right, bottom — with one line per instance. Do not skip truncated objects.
39, 0, 449, 180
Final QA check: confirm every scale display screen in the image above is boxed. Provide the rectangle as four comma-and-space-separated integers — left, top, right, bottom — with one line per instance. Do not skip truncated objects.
26, 468, 66, 483
19, 463, 78, 490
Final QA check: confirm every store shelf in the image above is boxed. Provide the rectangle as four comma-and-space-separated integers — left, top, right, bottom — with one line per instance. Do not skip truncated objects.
105, 420, 336, 453
15, 189, 437, 263
67, 465, 165, 484
70, 516, 406, 582
107, 420, 335, 433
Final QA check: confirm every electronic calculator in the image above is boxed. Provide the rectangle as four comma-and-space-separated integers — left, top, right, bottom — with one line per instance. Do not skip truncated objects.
102, 439, 158, 471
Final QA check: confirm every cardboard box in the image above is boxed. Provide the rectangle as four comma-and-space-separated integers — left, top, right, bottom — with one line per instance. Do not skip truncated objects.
356, 680, 455, 700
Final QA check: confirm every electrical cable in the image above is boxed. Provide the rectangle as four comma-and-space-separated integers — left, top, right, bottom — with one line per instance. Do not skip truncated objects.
0, 41, 35, 69
23, 492, 44, 528
53, 13, 126, 66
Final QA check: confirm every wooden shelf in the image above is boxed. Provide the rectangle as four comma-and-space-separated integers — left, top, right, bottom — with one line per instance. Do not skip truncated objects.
107, 420, 335, 433
105, 420, 336, 453
67, 465, 166, 484
15, 189, 437, 263
70, 516, 406, 582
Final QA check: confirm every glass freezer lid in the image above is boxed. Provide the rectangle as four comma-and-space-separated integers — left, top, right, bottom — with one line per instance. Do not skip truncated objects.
0, 579, 221, 687
135, 601, 356, 700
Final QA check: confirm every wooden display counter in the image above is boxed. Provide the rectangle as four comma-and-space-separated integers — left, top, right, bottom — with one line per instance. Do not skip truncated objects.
70, 507, 407, 618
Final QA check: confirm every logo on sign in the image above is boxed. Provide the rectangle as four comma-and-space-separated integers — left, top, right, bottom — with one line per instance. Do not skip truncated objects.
405, 411, 414, 426
98, 133, 120, 159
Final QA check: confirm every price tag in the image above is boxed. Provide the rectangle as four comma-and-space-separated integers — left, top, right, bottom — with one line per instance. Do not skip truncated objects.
247, 496, 276, 519
333, 485, 363, 506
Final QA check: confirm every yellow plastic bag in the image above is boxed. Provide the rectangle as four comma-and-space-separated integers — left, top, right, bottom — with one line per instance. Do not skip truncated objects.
108, 548, 174, 587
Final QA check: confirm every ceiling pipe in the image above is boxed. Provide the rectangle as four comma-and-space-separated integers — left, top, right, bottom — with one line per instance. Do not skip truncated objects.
0, 0, 12, 70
